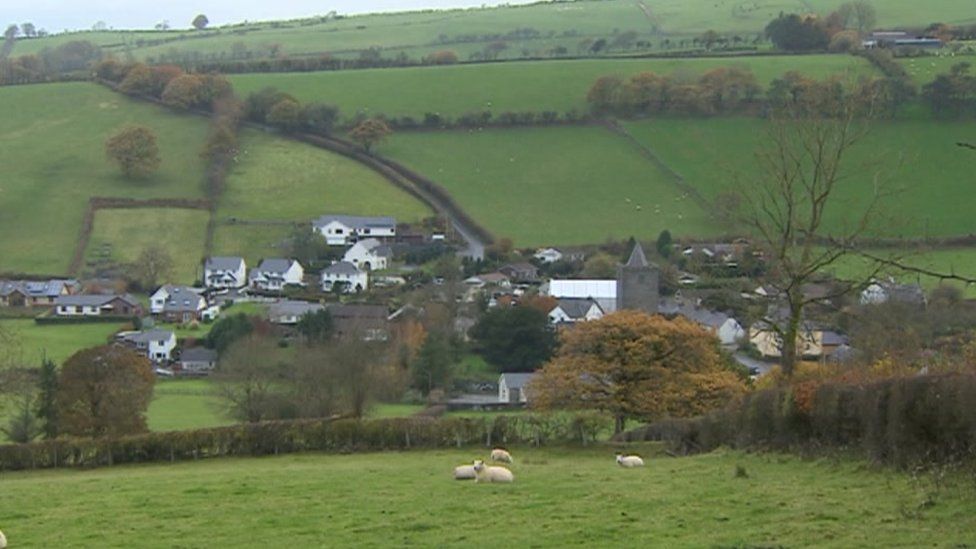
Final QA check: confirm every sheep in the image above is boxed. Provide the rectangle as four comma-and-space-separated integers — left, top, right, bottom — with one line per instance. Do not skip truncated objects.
490, 448, 513, 463
616, 453, 645, 468
0, 528, 6, 548
453, 464, 477, 480
473, 459, 514, 483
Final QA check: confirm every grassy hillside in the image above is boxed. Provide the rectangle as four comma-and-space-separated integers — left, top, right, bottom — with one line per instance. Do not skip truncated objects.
0, 319, 123, 365
229, 55, 874, 122
0, 447, 973, 546
899, 54, 976, 85
84, 209, 211, 284
382, 125, 725, 246
623, 118, 976, 239
212, 130, 431, 263
147, 379, 229, 432
0, 83, 210, 275
827, 247, 976, 298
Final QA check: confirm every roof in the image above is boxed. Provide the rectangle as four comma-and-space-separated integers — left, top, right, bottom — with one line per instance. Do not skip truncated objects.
547, 280, 617, 300
624, 242, 649, 268
56, 294, 139, 307
269, 300, 325, 318
313, 214, 396, 230
326, 303, 388, 320
181, 347, 218, 363
205, 256, 244, 271
554, 298, 602, 319
499, 372, 536, 389
122, 329, 174, 343
348, 238, 394, 258
160, 286, 206, 312
0, 279, 78, 298
323, 261, 363, 276
821, 330, 848, 346
253, 259, 298, 275
676, 306, 730, 329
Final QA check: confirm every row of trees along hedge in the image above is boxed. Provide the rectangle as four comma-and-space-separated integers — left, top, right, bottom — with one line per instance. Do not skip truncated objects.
588, 69, 913, 119
95, 59, 233, 113
0, 412, 610, 471
0, 40, 102, 85
922, 62, 976, 117
621, 373, 976, 469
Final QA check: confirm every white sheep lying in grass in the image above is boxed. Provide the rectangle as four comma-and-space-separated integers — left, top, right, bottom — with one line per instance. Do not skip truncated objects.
453, 464, 477, 480
490, 448, 513, 463
0, 528, 7, 548
616, 453, 645, 468
473, 459, 514, 483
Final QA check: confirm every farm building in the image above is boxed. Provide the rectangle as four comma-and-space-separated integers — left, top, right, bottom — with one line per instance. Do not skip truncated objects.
204, 257, 247, 290
313, 214, 397, 246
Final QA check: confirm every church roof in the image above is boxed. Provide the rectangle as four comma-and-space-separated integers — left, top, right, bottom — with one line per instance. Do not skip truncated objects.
625, 242, 649, 268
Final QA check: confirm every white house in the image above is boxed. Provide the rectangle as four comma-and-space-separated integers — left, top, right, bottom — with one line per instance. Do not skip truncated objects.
54, 294, 143, 317
249, 259, 305, 292
321, 262, 368, 293
312, 215, 397, 246
676, 306, 746, 347
119, 329, 177, 362
498, 373, 536, 404
343, 238, 393, 271
150, 285, 218, 323
860, 279, 926, 306
548, 298, 605, 325
534, 248, 563, 264
204, 257, 247, 290
268, 300, 325, 325
179, 347, 218, 375
544, 279, 618, 313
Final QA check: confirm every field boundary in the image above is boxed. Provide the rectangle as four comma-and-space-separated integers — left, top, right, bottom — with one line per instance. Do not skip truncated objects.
68, 197, 213, 276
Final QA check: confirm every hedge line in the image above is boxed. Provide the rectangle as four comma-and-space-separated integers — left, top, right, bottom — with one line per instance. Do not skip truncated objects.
0, 412, 609, 471
621, 374, 976, 468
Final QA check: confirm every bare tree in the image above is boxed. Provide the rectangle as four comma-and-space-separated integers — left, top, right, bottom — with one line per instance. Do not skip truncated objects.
134, 244, 174, 290
212, 336, 283, 422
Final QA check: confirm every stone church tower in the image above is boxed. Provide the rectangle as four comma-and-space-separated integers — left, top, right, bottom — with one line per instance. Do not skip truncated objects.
616, 241, 658, 314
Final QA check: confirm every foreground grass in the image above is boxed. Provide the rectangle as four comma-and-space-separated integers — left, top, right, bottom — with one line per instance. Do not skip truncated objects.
0, 82, 210, 275
85, 209, 211, 284
229, 55, 873, 122
383, 125, 724, 246
0, 447, 973, 547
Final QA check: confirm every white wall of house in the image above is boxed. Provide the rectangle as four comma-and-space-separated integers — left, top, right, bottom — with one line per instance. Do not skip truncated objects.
534, 248, 563, 263
344, 242, 388, 271
318, 221, 354, 245
182, 359, 216, 374
150, 288, 169, 314
716, 319, 746, 346
149, 334, 177, 362
56, 304, 102, 316
283, 261, 304, 285
205, 261, 247, 290
321, 270, 368, 293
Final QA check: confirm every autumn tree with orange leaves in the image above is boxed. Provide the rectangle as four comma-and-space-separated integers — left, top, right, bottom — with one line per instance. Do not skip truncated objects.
530, 311, 747, 433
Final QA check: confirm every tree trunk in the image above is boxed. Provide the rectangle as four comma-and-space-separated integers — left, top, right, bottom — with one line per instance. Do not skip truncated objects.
614, 415, 625, 435
781, 302, 803, 378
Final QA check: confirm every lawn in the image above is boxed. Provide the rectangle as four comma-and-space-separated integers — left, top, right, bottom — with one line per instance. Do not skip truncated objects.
0, 82, 210, 276
0, 318, 126, 366
228, 55, 874, 122
147, 379, 230, 432
84, 209, 211, 285
0, 447, 973, 547
382, 125, 725, 246
623, 117, 976, 239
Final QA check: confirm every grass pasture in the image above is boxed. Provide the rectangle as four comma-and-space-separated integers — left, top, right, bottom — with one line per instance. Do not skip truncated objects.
382, 125, 724, 246
229, 55, 874, 122
0, 318, 124, 365
898, 54, 976, 85
147, 379, 229, 433
0, 447, 973, 547
0, 82, 209, 275
827, 246, 976, 298
623, 117, 976, 239
84, 209, 211, 284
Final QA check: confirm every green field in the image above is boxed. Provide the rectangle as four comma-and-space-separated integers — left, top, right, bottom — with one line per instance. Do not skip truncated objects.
0, 319, 124, 365
383, 125, 724, 246
623, 117, 976, 239
147, 379, 229, 432
899, 54, 976, 85
827, 247, 976, 298
229, 55, 874, 122
0, 83, 210, 275
85, 209, 211, 284
1, 447, 973, 546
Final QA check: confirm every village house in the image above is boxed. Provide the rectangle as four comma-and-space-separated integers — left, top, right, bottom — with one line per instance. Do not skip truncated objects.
268, 300, 325, 325
178, 347, 218, 376
749, 320, 848, 360
464, 272, 512, 289
321, 262, 368, 293
0, 279, 79, 308
312, 214, 397, 246
674, 306, 746, 347
498, 262, 540, 283
326, 303, 389, 341
151, 285, 217, 323
203, 257, 247, 290
498, 373, 536, 404
533, 247, 586, 264
54, 294, 143, 317
118, 329, 177, 362
860, 279, 926, 306
343, 238, 393, 271
249, 259, 305, 292
547, 297, 605, 325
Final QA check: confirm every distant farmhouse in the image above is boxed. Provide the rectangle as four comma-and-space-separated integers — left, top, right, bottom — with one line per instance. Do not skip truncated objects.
313, 215, 397, 246
863, 31, 942, 49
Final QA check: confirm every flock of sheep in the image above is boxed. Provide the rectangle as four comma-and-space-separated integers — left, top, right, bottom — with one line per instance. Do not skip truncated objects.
452, 448, 645, 483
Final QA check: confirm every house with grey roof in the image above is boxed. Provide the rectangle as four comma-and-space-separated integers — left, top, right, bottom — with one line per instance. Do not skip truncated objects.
0, 279, 79, 308
498, 373, 536, 404
249, 259, 305, 292
54, 294, 143, 317
150, 285, 217, 322
548, 298, 604, 325
313, 214, 397, 246
204, 257, 247, 290
860, 278, 926, 307
343, 238, 393, 271
672, 305, 745, 347
118, 329, 177, 362
326, 303, 389, 340
179, 347, 218, 375
321, 261, 368, 293
268, 300, 326, 325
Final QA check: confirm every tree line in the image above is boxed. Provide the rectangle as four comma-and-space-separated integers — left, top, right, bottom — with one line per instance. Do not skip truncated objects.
0, 40, 101, 85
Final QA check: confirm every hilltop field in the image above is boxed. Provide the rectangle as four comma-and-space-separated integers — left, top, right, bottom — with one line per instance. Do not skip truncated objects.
0, 446, 973, 547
